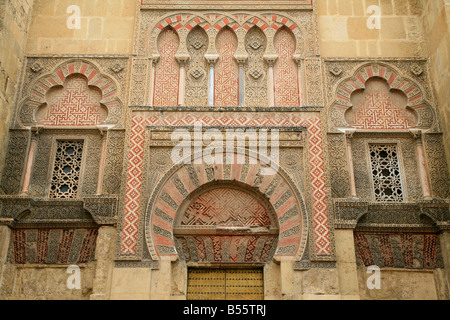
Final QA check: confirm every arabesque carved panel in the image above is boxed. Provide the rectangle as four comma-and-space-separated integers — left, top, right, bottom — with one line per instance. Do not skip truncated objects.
185, 26, 209, 107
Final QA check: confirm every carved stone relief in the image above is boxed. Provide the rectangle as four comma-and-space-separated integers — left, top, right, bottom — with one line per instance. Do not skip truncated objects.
327, 134, 350, 199
244, 26, 268, 107
16, 58, 126, 130
133, 10, 322, 109
424, 134, 450, 199
102, 130, 126, 195
0, 130, 29, 195
346, 79, 416, 130
185, 26, 209, 107
324, 60, 437, 133
304, 58, 324, 107
29, 134, 53, 198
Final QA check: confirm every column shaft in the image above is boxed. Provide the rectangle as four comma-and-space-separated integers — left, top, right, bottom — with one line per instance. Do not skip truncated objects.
96, 131, 108, 195
21, 130, 39, 195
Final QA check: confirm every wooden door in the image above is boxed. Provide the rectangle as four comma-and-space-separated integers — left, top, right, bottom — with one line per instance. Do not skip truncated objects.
187, 268, 264, 300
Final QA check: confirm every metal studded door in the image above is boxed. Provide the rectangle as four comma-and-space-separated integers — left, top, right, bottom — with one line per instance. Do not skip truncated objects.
225, 269, 264, 300
187, 269, 264, 300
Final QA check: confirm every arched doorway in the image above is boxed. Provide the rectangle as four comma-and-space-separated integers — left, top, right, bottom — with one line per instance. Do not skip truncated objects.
174, 182, 278, 300
145, 151, 308, 300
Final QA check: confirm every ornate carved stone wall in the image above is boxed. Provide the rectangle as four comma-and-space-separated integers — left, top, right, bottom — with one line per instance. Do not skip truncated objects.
327, 133, 351, 199
102, 130, 126, 195
0, 130, 29, 195
185, 26, 209, 107
325, 60, 437, 132
0, 0, 449, 301
17, 59, 125, 129
130, 8, 321, 108
0, 55, 125, 301
174, 186, 279, 264
424, 133, 450, 199
244, 26, 268, 107
116, 109, 333, 267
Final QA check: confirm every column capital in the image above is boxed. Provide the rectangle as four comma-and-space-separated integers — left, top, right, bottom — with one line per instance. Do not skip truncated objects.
175, 54, 190, 67
97, 125, 110, 138
264, 54, 278, 67
340, 128, 357, 139
205, 54, 219, 68
150, 55, 160, 67
30, 126, 42, 141
235, 54, 248, 68
293, 54, 303, 66
409, 128, 424, 141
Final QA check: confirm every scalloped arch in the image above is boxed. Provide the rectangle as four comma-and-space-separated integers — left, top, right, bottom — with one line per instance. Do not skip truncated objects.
148, 12, 305, 56
19, 60, 123, 128
331, 63, 436, 130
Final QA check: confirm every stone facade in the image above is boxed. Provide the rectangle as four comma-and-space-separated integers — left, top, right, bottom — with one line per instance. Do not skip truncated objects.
0, 0, 449, 300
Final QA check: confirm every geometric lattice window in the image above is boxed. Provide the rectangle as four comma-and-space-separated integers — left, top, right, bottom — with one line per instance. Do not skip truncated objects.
49, 141, 84, 199
369, 144, 404, 202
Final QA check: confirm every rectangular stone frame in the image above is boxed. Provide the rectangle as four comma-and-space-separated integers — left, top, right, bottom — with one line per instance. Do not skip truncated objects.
116, 108, 335, 264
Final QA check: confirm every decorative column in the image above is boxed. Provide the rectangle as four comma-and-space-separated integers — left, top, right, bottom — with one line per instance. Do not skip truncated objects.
176, 54, 190, 107
205, 54, 219, 106
235, 54, 248, 107
264, 55, 278, 108
344, 129, 358, 199
96, 127, 108, 195
21, 127, 40, 195
410, 129, 432, 200
148, 55, 160, 107
294, 55, 304, 107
